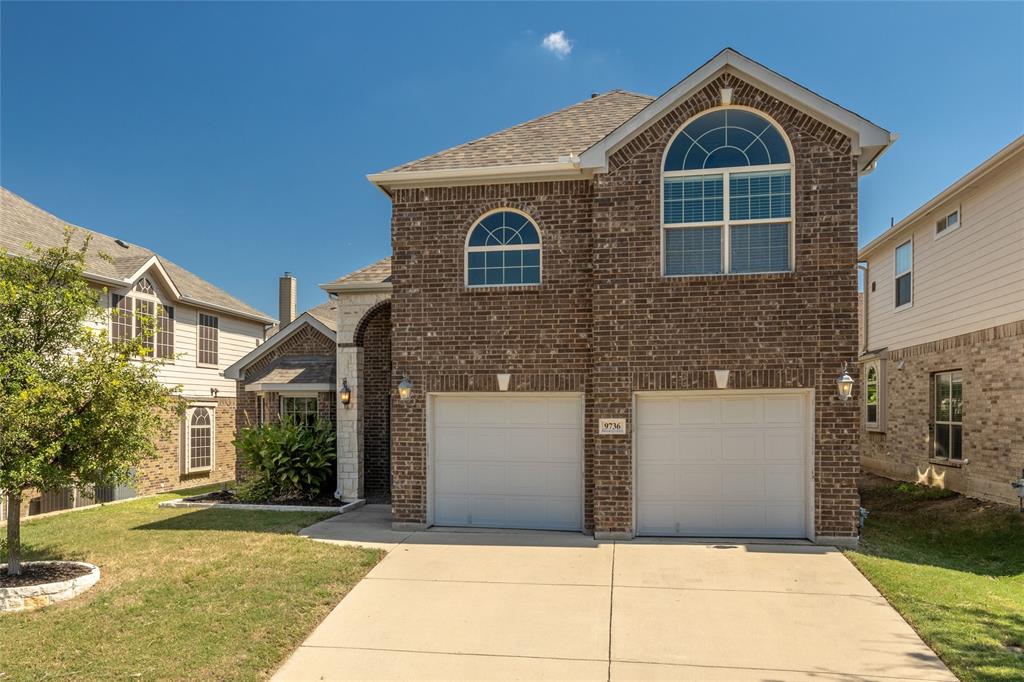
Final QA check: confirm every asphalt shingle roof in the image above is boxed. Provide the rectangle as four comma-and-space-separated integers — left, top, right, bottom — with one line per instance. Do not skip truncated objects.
378, 91, 654, 173
252, 355, 335, 386
1, 187, 274, 323
323, 257, 392, 288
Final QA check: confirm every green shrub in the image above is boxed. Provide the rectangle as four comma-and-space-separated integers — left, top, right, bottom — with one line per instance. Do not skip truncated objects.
233, 419, 335, 500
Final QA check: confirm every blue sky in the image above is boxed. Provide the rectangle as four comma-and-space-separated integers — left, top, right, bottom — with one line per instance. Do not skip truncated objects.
3, 2, 1022, 317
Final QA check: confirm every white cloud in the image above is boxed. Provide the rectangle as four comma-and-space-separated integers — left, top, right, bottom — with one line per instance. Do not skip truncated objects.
541, 31, 573, 59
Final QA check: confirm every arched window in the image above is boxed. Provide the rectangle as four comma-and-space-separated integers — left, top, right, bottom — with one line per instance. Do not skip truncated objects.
187, 407, 213, 472
662, 108, 793, 276
465, 210, 541, 287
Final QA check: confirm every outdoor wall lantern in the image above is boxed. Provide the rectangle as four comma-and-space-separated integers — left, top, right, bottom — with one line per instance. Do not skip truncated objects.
398, 374, 414, 401
836, 362, 855, 401
339, 379, 352, 407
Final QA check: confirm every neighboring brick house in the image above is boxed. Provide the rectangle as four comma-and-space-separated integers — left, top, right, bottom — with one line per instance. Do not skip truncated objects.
859, 136, 1024, 505
0, 187, 275, 519
326, 48, 893, 545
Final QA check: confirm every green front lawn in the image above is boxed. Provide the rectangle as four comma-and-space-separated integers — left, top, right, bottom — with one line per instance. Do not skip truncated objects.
1, 487, 382, 681
848, 476, 1024, 682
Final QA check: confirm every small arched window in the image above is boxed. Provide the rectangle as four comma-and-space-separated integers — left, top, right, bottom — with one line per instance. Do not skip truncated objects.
866, 365, 879, 426
465, 210, 541, 287
187, 407, 213, 472
662, 108, 793, 276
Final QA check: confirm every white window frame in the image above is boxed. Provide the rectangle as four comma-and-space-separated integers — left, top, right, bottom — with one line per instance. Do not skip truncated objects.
256, 393, 266, 426
196, 312, 219, 368
864, 359, 885, 431
464, 208, 543, 289
183, 403, 216, 474
109, 279, 173, 359
934, 206, 961, 240
660, 106, 796, 278
932, 370, 964, 462
894, 239, 913, 311
280, 394, 319, 427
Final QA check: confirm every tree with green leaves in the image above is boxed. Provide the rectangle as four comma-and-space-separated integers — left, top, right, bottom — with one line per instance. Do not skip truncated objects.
0, 231, 182, 576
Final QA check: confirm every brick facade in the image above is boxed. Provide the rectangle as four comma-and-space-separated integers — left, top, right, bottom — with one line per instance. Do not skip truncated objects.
357, 302, 392, 502
862, 321, 1024, 505
390, 73, 862, 538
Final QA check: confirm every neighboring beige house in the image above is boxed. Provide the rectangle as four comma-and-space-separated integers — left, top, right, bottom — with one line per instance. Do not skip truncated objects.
859, 136, 1024, 504
0, 187, 275, 518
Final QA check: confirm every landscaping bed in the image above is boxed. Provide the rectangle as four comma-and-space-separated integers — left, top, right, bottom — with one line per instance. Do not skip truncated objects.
848, 474, 1024, 682
0, 484, 382, 680
0, 561, 91, 588
184, 489, 340, 507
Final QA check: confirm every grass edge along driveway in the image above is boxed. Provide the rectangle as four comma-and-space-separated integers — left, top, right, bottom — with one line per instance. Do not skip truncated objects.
0, 486, 382, 681
847, 476, 1024, 682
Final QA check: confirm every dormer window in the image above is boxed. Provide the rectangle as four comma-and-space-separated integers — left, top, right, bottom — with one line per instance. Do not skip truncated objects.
662, 108, 793, 276
111, 277, 174, 359
465, 210, 541, 287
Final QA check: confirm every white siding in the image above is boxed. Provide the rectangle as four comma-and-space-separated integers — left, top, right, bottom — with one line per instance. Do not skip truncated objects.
865, 152, 1024, 351
98, 270, 266, 399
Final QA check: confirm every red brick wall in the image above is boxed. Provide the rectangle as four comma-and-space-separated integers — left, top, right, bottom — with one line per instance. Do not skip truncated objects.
358, 303, 392, 502
389, 73, 861, 537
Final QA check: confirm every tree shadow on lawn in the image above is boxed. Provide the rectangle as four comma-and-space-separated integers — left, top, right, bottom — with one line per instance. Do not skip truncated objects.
857, 476, 1024, 578
132, 507, 338, 535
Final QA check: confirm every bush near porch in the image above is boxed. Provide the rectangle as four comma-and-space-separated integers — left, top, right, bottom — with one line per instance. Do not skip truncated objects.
234, 419, 336, 504
848, 475, 1024, 682
0, 485, 382, 680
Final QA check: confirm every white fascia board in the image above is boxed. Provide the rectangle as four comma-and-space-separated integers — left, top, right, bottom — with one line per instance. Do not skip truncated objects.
223, 313, 336, 380
124, 256, 183, 300
245, 382, 334, 393
367, 161, 587, 191
579, 48, 893, 174
319, 281, 394, 294
859, 135, 1024, 259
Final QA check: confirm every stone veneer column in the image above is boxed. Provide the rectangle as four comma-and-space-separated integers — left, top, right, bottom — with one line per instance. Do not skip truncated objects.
336, 345, 364, 502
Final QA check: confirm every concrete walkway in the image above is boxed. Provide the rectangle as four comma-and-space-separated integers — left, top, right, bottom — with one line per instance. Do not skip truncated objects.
274, 505, 955, 681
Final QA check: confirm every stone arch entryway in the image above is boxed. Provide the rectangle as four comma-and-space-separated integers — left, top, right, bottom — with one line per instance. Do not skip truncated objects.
354, 300, 391, 503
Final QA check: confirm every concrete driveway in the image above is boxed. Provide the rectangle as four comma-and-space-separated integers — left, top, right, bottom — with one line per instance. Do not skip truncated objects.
273, 506, 954, 681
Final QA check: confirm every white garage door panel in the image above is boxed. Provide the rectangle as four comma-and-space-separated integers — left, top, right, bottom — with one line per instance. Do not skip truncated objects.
637, 392, 810, 538
433, 394, 582, 531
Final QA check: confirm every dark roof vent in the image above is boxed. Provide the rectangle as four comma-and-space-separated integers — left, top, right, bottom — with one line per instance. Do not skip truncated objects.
591, 92, 599, 99
114, 239, 129, 248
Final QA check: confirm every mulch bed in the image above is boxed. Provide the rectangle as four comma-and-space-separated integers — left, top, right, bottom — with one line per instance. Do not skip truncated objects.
0, 562, 91, 589
184, 490, 340, 507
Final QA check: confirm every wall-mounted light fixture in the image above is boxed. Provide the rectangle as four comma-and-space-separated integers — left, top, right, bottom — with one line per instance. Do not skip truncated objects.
836, 362, 855, 401
713, 370, 730, 389
210, 387, 219, 398
398, 374, 413, 401
339, 378, 352, 407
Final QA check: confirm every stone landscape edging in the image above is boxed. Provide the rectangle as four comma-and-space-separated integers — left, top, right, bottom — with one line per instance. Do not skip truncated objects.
0, 561, 100, 613
157, 498, 366, 514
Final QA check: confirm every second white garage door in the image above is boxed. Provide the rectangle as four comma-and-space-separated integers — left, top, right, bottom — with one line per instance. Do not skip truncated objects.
431, 394, 582, 531
636, 391, 811, 538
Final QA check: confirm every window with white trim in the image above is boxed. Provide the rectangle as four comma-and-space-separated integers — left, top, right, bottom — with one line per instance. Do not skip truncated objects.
894, 240, 913, 309
662, 108, 793, 276
281, 396, 318, 427
256, 394, 266, 426
197, 313, 219, 366
465, 210, 541, 287
865, 362, 880, 428
156, 305, 174, 359
185, 406, 214, 472
932, 371, 963, 461
111, 279, 174, 358
935, 208, 960, 237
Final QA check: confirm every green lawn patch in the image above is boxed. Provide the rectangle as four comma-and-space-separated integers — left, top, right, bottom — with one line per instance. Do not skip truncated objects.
848, 475, 1024, 682
1, 487, 382, 680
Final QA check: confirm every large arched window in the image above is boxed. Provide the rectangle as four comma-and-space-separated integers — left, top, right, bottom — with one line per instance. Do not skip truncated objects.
185, 406, 213, 472
662, 108, 793, 276
465, 209, 541, 287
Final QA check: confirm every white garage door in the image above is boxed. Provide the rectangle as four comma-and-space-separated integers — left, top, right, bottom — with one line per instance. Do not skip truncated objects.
636, 392, 810, 538
432, 394, 583, 531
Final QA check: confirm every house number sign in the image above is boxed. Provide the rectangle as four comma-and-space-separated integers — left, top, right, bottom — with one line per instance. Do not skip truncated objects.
598, 418, 626, 435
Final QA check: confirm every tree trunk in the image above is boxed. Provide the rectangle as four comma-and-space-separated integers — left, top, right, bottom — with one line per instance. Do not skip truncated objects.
5, 491, 21, 576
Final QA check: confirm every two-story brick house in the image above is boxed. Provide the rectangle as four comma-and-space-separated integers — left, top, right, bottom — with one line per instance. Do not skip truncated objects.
860, 136, 1024, 505
328, 49, 894, 544
0, 187, 275, 517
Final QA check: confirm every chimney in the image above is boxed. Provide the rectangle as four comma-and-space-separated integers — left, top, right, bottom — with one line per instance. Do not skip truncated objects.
278, 272, 296, 326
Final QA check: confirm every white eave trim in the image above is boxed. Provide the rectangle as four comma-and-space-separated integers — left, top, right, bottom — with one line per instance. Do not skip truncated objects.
368, 161, 587, 191
123, 256, 183, 300
859, 135, 1024, 259
223, 313, 337, 380
319, 280, 394, 294
245, 382, 334, 393
578, 48, 894, 175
